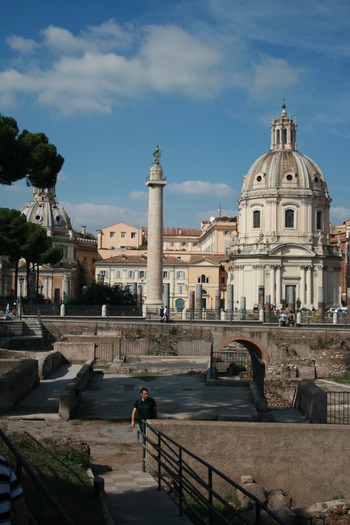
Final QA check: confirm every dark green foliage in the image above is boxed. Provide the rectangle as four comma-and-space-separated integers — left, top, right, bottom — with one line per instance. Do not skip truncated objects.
0, 115, 64, 188
78, 282, 137, 305
0, 207, 63, 297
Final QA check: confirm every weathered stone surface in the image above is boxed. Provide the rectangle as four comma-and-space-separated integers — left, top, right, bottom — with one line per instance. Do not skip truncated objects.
267, 488, 291, 510
237, 476, 266, 509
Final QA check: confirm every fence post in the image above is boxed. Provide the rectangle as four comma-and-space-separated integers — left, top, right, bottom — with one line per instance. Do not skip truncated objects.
179, 448, 183, 516
255, 502, 261, 525
157, 432, 161, 491
208, 467, 213, 525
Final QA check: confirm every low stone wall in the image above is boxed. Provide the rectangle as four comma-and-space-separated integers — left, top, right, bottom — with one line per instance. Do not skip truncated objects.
150, 420, 350, 508
36, 350, 67, 379
0, 359, 21, 374
0, 360, 39, 412
295, 380, 327, 423
58, 361, 94, 420
53, 342, 95, 363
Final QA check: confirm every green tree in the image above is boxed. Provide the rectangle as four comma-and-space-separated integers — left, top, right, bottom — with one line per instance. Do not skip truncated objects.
22, 222, 63, 298
0, 208, 63, 300
0, 208, 28, 298
0, 115, 64, 188
79, 282, 136, 305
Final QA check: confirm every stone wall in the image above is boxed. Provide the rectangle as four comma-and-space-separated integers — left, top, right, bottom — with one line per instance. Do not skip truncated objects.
150, 420, 350, 508
42, 320, 349, 377
0, 359, 39, 412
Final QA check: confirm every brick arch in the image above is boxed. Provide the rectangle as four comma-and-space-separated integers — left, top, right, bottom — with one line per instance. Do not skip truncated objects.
214, 336, 269, 369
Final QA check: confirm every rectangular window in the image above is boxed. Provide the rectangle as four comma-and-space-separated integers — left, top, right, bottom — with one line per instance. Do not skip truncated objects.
163, 271, 169, 278
181, 242, 187, 247
285, 209, 294, 228
139, 271, 145, 278
177, 271, 185, 279
121, 232, 126, 238
316, 211, 322, 230
131, 232, 136, 238
128, 270, 134, 279
177, 284, 183, 294
109, 232, 115, 238
253, 210, 260, 229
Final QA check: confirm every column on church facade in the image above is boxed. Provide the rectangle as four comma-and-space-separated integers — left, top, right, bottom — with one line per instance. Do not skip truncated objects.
300, 265, 306, 305
275, 265, 282, 305
306, 265, 312, 306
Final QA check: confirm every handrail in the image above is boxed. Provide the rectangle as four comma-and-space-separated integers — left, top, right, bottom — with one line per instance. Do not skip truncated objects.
138, 421, 286, 525
0, 427, 74, 525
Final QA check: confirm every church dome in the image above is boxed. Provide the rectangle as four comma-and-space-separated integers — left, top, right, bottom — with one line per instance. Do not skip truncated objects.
240, 104, 329, 200
21, 185, 72, 233
237, 104, 331, 247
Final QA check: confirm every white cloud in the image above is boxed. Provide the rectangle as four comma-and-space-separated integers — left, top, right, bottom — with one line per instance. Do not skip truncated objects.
0, 21, 226, 114
39, 20, 134, 55
168, 180, 235, 197
6, 35, 39, 55
129, 191, 148, 201
330, 206, 350, 226
139, 25, 224, 96
250, 56, 302, 98
62, 201, 148, 231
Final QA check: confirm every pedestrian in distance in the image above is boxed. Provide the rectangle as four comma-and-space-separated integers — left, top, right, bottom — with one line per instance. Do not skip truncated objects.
279, 312, 287, 326
288, 311, 295, 327
162, 306, 168, 322
0, 454, 28, 525
131, 387, 157, 430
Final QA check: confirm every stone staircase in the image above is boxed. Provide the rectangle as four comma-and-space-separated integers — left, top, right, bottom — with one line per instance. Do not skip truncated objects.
22, 318, 43, 338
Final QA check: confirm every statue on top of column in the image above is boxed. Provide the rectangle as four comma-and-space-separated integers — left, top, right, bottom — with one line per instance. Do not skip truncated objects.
153, 145, 161, 165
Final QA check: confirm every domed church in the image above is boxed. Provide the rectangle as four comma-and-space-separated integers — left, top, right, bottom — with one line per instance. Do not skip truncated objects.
227, 104, 342, 312
20, 184, 79, 303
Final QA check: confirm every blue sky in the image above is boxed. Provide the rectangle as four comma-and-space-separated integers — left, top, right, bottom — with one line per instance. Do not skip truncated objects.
0, 0, 350, 235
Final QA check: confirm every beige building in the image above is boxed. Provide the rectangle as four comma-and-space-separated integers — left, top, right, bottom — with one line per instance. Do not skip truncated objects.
95, 216, 232, 310
97, 222, 144, 255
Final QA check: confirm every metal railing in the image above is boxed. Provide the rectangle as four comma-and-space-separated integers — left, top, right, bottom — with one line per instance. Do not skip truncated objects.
138, 422, 286, 525
0, 428, 74, 525
212, 350, 252, 377
327, 391, 350, 424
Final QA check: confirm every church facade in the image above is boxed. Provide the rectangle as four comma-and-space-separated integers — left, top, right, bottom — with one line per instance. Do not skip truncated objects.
226, 104, 342, 311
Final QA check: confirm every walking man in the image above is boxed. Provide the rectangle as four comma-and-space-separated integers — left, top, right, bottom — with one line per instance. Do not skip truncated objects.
131, 387, 157, 430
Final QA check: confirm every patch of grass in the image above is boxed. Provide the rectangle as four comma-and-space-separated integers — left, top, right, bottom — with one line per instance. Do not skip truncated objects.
327, 372, 350, 384
94, 364, 111, 371
130, 371, 157, 381
0, 432, 105, 525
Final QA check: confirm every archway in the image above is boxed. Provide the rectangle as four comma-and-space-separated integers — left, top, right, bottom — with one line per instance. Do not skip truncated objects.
214, 336, 269, 369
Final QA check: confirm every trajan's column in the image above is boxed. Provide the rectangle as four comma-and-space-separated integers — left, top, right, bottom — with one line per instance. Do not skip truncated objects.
144, 146, 167, 313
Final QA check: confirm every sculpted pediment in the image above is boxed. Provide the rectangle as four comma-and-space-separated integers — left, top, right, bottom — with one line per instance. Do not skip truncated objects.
269, 244, 315, 257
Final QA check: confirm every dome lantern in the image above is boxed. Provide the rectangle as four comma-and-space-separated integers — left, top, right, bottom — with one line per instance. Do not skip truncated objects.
270, 103, 297, 151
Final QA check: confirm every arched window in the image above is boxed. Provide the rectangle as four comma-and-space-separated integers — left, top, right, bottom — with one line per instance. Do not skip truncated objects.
285, 209, 294, 228
283, 129, 287, 144
276, 129, 280, 144
253, 210, 261, 229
